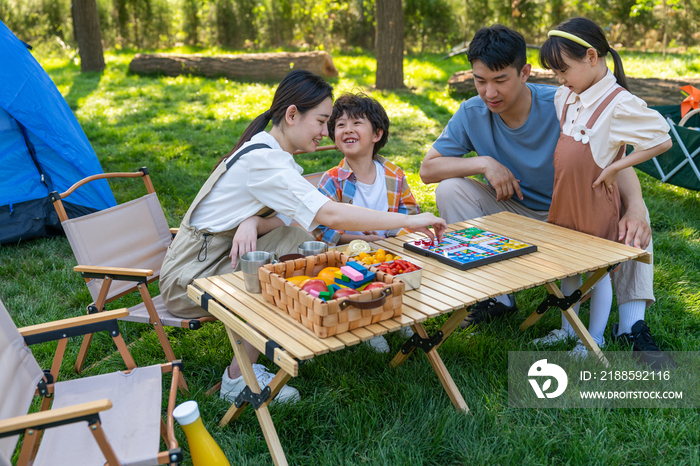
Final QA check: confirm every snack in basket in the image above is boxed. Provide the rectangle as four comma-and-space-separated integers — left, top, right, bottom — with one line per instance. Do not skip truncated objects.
258, 251, 404, 338
374, 259, 422, 290
358, 249, 401, 265
376, 259, 419, 275
346, 239, 372, 256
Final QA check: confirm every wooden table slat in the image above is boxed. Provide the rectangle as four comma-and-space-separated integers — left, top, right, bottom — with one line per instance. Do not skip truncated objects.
419, 277, 478, 305
222, 274, 346, 352
379, 237, 513, 295
464, 219, 610, 270
496, 212, 650, 261
192, 277, 317, 360
470, 216, 632, 264
402, 295, 443, 317
205, 276, 329, 359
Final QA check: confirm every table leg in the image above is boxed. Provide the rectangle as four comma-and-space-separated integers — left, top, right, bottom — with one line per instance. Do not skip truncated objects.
544, 280, 610, 367
522, 267, 609, 332
390, 307, 471, 413
390, 307, 470, 369
220, 369, 293, 426
223, 328, 288, 466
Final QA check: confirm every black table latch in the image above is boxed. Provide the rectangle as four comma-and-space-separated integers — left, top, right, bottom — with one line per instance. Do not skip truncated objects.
401, 330, 444, 354
536, 289, 582, 315
234, 385, 272, 410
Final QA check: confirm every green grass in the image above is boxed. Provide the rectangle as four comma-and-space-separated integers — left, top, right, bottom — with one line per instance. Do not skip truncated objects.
2, 48, 700, 465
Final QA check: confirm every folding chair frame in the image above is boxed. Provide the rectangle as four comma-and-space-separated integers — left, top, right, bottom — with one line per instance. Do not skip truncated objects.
647, 116, 700, 185
0, 309, 183, 466
49, 167, 219, 391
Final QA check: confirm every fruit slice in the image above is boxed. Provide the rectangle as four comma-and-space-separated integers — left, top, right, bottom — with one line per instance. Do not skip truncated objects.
287, 276, 311, 286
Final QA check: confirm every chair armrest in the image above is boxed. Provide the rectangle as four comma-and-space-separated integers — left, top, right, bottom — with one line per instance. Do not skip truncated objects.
74, 265, 154, 277
170, 227, 179, 237
0, 399, 112, 437
679, 108, 700, 127
18, 309, 130, 338
163, 361, 182, 450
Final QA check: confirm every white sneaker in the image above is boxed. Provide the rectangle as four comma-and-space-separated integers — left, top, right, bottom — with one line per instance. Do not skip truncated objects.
568, 341, 589, 360
220, 364, 300, 404
568, 337, 606, 360
532, 329, 571, 346
366, 335, 390, 353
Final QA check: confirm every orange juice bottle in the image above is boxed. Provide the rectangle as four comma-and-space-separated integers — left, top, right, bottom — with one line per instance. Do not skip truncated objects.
173, 401, 230, 466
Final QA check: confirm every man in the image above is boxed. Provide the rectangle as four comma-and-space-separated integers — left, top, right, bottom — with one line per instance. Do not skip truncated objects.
420, 25, 666, 360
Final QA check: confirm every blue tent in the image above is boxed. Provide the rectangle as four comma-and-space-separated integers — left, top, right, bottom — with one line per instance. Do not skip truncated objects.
0, 21, 116, 244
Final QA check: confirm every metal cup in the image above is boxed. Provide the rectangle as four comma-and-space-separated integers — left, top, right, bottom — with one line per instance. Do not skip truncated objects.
297, 241, 328, 257
240, 251, 277, 293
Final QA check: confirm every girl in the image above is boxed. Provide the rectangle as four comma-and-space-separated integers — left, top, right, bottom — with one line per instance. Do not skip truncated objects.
533, 17, 671, 356
160, 70, 447, 403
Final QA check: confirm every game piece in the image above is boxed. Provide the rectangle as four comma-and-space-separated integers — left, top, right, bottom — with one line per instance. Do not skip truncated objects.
403, 227, 537, 271
327, 284, 341, 294
340, 266, 364, 281
308, 289, 320, 297
319, 291, 333, 300
345, 261, 368, 273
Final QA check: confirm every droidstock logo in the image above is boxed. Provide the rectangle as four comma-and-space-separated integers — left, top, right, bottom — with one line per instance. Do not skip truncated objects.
528, 359, 568, 399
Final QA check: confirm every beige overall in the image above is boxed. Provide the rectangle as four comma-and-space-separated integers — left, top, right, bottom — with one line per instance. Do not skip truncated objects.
548, 87, 625, 241
160, 143, 314, 318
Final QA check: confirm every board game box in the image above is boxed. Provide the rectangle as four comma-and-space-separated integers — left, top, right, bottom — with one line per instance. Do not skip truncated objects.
403, 227, 537, 271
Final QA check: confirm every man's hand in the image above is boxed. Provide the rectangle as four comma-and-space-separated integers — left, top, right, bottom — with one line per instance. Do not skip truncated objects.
229, 216, 260, 269
481, 156, 523, 202
618, 208, 651, 249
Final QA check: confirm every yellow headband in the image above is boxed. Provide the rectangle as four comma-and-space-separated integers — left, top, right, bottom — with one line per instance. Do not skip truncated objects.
547, 30, 593, 49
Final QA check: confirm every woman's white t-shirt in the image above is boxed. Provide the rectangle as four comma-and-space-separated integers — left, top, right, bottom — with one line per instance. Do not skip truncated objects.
344, 160, 389, 236
189, 132, 330, 233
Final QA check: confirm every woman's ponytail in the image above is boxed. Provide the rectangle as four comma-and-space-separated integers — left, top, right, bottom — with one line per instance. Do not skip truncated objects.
609, 48, 630, 92
213, 70, 333, 172
213, 111, 272, 171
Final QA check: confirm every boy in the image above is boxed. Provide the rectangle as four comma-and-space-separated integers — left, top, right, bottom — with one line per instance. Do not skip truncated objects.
314, 93, 420, 246
313, 93, 419, 352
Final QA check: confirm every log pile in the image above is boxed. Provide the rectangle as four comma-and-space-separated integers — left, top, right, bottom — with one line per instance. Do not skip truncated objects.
448, 69, 700, 106
129, 51, 339, 81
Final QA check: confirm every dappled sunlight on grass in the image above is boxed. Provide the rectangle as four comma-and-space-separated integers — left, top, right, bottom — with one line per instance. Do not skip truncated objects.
1, 47, 697, 466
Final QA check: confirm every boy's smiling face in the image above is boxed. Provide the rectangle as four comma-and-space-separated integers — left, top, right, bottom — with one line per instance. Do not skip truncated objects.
334, 112, 383, 160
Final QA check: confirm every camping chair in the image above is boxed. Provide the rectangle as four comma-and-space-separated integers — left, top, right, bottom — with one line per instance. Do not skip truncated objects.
634, 105, 700, 192
0, 299, 182, 466
50, 167, 216, 390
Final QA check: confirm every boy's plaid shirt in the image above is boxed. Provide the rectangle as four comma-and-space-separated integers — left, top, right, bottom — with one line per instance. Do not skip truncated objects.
313, 155, 420, 246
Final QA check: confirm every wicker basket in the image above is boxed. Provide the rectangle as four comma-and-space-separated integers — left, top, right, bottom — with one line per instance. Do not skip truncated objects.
258, 251, 404, 338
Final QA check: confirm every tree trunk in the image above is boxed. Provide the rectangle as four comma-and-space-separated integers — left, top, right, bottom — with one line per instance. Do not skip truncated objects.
72, 0, 105, 72
375, 0, 404, 90
129, 51, 339, 81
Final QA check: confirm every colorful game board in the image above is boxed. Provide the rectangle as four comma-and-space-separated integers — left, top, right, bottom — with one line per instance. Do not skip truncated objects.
403, 227, 537, 271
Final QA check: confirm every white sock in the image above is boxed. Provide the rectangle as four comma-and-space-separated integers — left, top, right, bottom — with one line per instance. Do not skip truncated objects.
617, 299, 646, 335
560, 274, 582, 336
588, 274, 612, 346
495, 294, 513, 307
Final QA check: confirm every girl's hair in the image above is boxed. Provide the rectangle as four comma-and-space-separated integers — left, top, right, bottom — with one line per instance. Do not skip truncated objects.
214, 69, 334, 170
539, 17, 629, 91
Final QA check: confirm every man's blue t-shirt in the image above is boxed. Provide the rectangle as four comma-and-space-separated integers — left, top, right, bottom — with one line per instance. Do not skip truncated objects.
433, 83, 559, 211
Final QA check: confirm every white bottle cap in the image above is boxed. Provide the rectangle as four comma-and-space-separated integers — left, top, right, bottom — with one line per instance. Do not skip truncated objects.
173, 400, 200, 426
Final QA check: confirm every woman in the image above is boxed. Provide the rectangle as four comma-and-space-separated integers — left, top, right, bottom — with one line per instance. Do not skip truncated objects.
160, 70, 446, 403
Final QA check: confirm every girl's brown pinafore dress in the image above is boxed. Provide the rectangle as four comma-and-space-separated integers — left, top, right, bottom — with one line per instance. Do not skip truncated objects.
548, 87, 626, 242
